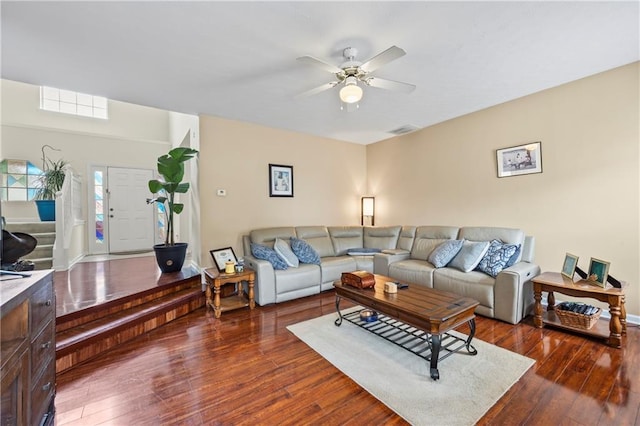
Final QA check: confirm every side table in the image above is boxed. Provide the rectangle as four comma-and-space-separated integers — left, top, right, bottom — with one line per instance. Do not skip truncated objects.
532, 272, 627, 348
204, 267, 256, 318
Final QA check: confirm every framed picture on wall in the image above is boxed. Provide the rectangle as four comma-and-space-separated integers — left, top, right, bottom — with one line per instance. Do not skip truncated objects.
269, 164, 294, 197
496, 141, 542, 178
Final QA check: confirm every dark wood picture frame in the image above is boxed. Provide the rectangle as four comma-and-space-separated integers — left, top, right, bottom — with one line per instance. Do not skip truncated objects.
269, 164, 294, 197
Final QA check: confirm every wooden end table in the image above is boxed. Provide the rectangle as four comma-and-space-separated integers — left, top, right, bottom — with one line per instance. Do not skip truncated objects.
204, 267, 255, 318
532, 272, 627, 348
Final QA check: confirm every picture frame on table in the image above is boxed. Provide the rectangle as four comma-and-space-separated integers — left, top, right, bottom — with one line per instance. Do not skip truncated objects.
496, 141, 542, 178
587, 257, 610, 288
561, 252, 579, 279
269, 164, 294, 197
210, 247, 238, 272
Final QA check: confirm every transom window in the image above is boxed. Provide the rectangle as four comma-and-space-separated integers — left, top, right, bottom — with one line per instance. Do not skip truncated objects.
40, 86, 108, 119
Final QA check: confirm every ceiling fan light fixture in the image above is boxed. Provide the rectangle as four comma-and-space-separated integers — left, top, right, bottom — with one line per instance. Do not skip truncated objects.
339, 77, 363, 104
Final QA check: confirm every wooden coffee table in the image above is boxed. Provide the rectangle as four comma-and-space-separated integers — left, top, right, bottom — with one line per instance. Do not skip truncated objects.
334, 274, 479, 380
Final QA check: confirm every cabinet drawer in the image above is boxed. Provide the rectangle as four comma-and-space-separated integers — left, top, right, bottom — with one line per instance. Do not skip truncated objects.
30, 360, 55, 426
31, 320, 55, 380
30, 281, 54, 336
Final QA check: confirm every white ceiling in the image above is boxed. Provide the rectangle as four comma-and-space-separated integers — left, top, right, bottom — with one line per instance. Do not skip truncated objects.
2, 1, 638, 145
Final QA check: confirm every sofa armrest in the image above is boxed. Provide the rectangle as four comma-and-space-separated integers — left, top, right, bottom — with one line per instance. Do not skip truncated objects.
243, 255, 276, 306
373, 250, 411, 276
494, 261, 541, 324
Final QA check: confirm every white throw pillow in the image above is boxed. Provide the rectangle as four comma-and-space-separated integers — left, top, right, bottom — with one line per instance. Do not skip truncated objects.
449, 240, 490, 273
274, 237, 299, 268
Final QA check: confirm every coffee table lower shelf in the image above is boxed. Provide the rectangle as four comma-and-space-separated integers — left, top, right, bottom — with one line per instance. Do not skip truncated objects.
337, 308, 477, 380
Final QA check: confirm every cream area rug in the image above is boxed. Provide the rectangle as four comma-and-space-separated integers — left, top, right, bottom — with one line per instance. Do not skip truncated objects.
287, 309, 535, 426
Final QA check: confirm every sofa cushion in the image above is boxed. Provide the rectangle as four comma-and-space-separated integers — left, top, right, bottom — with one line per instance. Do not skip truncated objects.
296, 226, 335, 257
459, 227, 524, 263
449, 240, 490, 273
290, 237, 321, 264
320, 256, 357, 283
410, 226, 460, 260
428, 239, 464, 268
433, 268, 495, 310
274, 238, 299, 268
476, 239, 519, 277
363, 226, 402, 250
328, 226, 364, 256
251, 243, 288, 270
388, 259, 436, 288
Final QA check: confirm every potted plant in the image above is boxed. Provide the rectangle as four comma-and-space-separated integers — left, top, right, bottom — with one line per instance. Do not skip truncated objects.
35, 158, 67, 221
147, 147, 199, 273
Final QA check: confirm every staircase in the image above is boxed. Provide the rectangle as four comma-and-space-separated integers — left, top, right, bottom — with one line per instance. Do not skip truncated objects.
4, 221, 55, 269
55, 272, 205, 374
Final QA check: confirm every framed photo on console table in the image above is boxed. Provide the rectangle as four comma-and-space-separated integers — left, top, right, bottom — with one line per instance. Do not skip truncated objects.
587, 257, 610, 288
269, 164, 294, 197
496, 141, 542, 178
210, 247, 238, 272
561, 252, 579, 279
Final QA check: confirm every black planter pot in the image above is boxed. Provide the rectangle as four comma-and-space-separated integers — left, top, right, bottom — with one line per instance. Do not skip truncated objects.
153, 242, 188, 273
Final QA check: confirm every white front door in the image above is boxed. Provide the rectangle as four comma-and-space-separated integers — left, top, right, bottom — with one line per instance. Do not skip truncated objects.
107, 167, 155, 253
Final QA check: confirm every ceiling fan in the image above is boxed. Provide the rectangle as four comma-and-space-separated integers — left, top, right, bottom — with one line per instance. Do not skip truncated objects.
296, 45, 416, 110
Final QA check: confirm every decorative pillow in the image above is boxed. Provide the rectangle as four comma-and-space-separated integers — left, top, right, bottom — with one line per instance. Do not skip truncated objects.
505, 244, 521, 268
476, 239, 519, 277
290, 237, 321, 265
347, 247, 381, 256
250, 243, 288, 270
449, 240, 490, 273
274, 238, 299, 267
428, 239, 464, 268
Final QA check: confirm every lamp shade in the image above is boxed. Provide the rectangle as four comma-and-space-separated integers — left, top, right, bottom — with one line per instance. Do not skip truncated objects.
339, 77, 363, 104
361, 196, 375, 226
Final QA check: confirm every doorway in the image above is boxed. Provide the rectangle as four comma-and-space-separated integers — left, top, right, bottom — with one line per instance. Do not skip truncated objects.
88, 166, 156, 255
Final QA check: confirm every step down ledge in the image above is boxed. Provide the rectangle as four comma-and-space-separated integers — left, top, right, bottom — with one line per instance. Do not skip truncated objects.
56, 289, 203, 356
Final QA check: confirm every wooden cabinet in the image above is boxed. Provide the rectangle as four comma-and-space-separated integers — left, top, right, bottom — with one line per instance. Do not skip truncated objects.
1, 270, 56, 425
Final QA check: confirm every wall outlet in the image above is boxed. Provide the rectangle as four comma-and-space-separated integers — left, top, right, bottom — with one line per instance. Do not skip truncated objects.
217, 189, 226, 196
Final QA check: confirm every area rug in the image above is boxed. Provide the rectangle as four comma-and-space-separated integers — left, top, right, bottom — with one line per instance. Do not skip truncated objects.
287, 309, 535, 425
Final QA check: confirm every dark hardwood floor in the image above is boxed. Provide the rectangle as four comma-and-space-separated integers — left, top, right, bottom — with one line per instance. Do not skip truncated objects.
54, 258, 640, 425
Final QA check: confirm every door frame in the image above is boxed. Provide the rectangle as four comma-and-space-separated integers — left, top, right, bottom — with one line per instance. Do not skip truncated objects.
87, 164, 158, 255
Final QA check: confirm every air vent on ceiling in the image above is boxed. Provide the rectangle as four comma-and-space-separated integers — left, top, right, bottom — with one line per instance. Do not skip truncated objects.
388, 124, 419, 135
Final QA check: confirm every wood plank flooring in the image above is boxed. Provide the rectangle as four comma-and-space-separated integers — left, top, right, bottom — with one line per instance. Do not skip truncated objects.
54, 259, 640, 425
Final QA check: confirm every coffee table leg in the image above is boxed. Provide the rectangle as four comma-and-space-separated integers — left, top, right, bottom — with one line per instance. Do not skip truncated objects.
334, 296, 343, 326
430, 335, 441, 380
465, 319, 478, 355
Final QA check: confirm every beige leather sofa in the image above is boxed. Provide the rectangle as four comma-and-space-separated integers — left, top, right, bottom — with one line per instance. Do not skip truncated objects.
242, 225, 539, 324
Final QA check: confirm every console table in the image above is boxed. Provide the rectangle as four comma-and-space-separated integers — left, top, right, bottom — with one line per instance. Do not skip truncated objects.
532, 272, 627, 348
204, 267, 255, 318
1, 270, 56, 425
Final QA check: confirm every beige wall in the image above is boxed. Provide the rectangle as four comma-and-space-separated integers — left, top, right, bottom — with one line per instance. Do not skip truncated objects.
199, 115, 367, 267
367, 62, 639, 316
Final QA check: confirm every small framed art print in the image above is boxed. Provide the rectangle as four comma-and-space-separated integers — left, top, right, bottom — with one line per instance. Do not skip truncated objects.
496, 141, 542, 178
269, 164, 294, 197
561, 253, 579, 279
587, 257, 610, 288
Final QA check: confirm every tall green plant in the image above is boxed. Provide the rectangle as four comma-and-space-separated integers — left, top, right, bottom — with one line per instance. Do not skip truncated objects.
35, 158, 67, 200
147, 147, 199, 246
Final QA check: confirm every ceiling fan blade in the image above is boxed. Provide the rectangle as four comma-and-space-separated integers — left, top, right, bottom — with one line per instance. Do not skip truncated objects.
295, 81, 339, 99
360, 46, 406, 73
365, 77, 416, 94
297, 55, 343, 74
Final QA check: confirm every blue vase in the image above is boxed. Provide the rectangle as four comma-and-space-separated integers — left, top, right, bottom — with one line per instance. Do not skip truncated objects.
35, 200, 56, 221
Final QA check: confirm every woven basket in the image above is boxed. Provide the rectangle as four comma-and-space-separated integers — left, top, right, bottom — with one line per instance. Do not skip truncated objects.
555, 305, 601, 329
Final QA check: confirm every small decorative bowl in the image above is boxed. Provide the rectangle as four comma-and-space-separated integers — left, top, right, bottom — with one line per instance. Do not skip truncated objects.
360, 309, 378, 323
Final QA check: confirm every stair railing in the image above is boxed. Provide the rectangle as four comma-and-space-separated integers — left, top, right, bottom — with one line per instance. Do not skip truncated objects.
52, 168, 83, 270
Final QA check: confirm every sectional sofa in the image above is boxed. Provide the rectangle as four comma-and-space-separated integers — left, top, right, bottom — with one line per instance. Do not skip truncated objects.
242, 225, 540, 324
